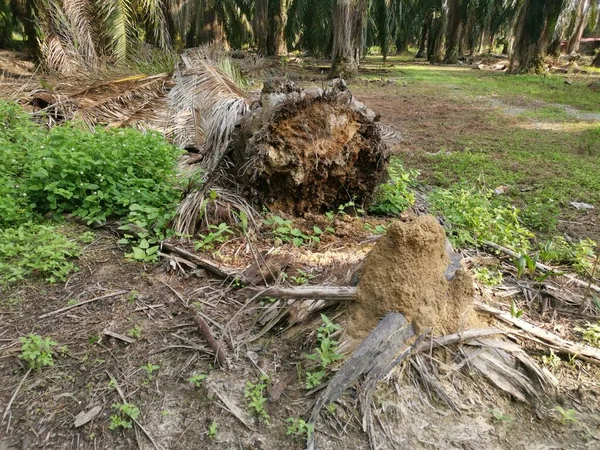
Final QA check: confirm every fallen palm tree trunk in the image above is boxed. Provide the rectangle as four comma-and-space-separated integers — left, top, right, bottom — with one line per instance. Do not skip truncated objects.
169, 49, 390, 231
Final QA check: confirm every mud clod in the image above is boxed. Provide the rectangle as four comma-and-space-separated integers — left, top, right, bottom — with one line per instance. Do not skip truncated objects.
347, 214, 475, 337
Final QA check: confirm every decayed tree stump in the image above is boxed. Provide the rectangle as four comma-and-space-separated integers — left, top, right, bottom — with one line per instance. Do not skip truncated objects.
229, 79, 389, 214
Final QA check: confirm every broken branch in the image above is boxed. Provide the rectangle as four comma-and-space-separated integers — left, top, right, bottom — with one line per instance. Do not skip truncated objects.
475, 303, 600, 364
39, 290, 128, 319
246, 285, 359, 301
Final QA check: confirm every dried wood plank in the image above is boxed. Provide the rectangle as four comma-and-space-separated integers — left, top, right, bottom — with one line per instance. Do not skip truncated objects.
161, 242, 246, 283
475, 303, 600, 364
414, 328, 507, 353
484, 241, 600, 294
39, 290, 128, 319
246, 285, 359, 301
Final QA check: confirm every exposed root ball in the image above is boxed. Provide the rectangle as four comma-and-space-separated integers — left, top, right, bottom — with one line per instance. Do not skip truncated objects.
230, 80, 389, 214
347, 215, 475, 337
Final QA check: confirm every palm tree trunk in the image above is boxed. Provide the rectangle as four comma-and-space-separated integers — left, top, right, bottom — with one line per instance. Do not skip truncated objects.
509, 0, 566, 73
416, 10, 432, 58
255, 0, 269, 54
566, 0, 590, 54
444, 0, 463, 63
331, 0, 366, 77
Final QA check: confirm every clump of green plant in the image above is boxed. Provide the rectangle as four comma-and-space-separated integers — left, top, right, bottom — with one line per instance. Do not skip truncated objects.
207, 420, 218, 439
554, 406, 577, 424
473, 266, 504, 287
109, 403, 140, 430
127, 325, 142, 339
521, 199, 559, 233
189, 373, 208, 388
429, 186, 534, 251
541, 349, 561, 368
0, 101, 183, 263
0, 223, 80, 285
574, 322, 600, 347
195, 223, 234, 251
244, 375, 270, 423
538, 237, 597, 277
19, 333, 58, 370
490, 409, 512, 423
290, 268, 314, 285
263, 214, 319, 247
286, 417, 314, 439
305, 314, 343, 389
141, 362, 160, 380
509, 300, 524, 319
369, 163, 419, 216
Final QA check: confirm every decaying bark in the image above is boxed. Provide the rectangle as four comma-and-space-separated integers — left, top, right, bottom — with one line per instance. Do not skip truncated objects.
229, 79, 389, 214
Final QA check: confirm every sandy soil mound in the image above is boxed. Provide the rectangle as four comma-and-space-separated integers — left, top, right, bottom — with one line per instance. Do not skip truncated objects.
347, 214, 475, 337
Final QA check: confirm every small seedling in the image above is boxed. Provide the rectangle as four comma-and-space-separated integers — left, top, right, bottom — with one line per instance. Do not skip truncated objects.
509, 300, 523, 319
554, 406, 577, 424
244, 376, 270, 423
127, 325, 142, 339
67, 299, 78, 306
305, 370, 326, 389
109, 403, 140, 430
195, 223, 234, 251
306, 314, 343, 368
141, 362, 160, 380
574, 322, 600, 347
19, 334, 57, 370
290, 268, 314, 286
325, 403, 337, 414
286, 417, 314, 438
208, 420, 218, 439
128, 290, 139, 303
541, 349, 561, 368
189, 373, 208, 388
490, 409, 512, 422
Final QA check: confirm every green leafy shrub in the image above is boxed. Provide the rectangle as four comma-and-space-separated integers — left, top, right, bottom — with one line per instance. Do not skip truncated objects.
110, 403, 140, 430
429, 187, 534, 251
369, 163, 418, 216
19, 333, 58, 370
0, 223, 80, 284
538, 237, 596, 276
305, 314, 343, 389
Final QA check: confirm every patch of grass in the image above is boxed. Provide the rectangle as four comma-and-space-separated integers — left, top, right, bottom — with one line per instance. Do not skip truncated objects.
19, 334, 58, 371
359, 61, 600, 111
518, 105, 573, 122
244, 375, 270, 423
428, 186, 534, 251
0, 223, 80, 284
0, 100, 185, 282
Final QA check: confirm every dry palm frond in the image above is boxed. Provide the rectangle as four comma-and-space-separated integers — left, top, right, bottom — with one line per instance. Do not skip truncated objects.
168, 49, 249, 176
27, 73, 171, 129
172, 186, 259, 237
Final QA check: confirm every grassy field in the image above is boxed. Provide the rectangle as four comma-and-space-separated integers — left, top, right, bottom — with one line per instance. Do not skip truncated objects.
355, 57, 600, 243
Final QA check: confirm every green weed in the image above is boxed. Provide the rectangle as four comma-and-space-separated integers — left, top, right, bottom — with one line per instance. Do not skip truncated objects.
554, 406, 577, 424
490, 409, 512, 423
127, 325, 142, 339
574, 322, 600, 347
429, 186, 534, 251
140, 362, 160, 380
305, 314, 343, 389
244, 376, 270, 423
207, 420, 218, 439
473, 267, 504, 287
19, 334, 57, 370
195, 223, 234, 251
286, 417, 314, 439
0, 223, 80, 285
189, 373, 208, 388
109, 403, 140, 430
370, 162, 418, 216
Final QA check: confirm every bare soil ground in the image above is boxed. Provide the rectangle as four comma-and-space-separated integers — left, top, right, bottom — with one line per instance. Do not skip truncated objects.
2, 55, 600, 450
